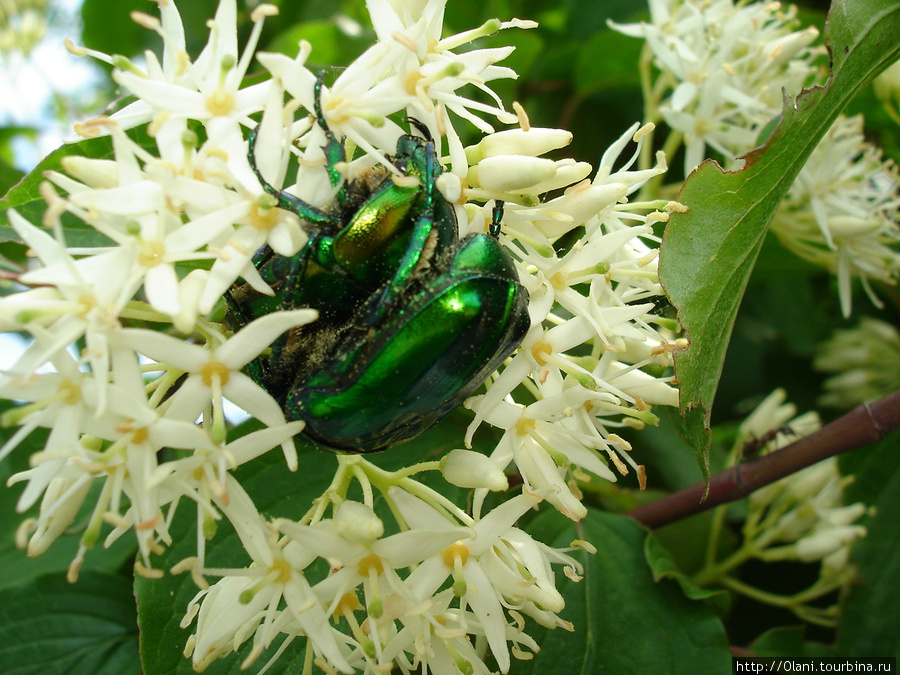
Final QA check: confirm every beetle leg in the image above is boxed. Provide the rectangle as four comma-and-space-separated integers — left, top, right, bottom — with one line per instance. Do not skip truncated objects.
489, 200, 505, 238
313, 72, 350, 198
406, 116, 434, 142
361, 216, 440, 326
247, 124, 338, 233
361, 137, 448, 325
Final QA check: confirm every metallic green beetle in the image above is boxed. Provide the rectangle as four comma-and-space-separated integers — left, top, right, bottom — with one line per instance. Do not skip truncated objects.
227, 79, 530, 453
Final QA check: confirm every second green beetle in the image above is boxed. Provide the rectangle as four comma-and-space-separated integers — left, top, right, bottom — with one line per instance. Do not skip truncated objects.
228, 80, 530, 453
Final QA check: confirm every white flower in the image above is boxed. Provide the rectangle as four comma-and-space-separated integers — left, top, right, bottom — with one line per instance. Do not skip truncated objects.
119, 309, 316, 449
256, 0, 532, 195
470, 391, 622, 521
276, 501, 474, 672
393, 488, 554, 673
1, 209, 135, 389
748, 458, 867, 567
23, 475, 92, 557
694, 392, 868, 626
183, 477, 352, 673
0, 1, 683, 672
184, 480, 574, 675
1, 340, 217, 573
45, 121, 305, 325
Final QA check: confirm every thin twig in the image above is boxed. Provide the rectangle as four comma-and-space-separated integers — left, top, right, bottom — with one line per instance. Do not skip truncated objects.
626, 391, 900, 529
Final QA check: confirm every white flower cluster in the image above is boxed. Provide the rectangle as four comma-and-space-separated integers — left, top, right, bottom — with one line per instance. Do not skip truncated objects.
699, 390, 867, 627
742, 455, 868, 625
462, 124, 680, 520
0, 0, 317, 579
748, 457, 867, 566
615, 0, 900, 316
0, 0, 679, 671
733, 388, 820, 458
814, 317, 900, 409
771, 115, 900, 317
181, 460, 587, 673
612, 0, 824, 174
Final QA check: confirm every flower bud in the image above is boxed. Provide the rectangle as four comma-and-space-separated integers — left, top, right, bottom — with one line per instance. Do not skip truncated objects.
795, 524, 867, 562
441, 449, 509, 491
27, 477, 92, 557
174, 269, 209, 334
471, 155, 558, 192
826, 215, 881, 238
59, 156, 121, 189
436, 172, 462, 204
334, 501, 384, 543
605, 362, 679, 407
785, 461, 835, 502
739, 388, 796, 440
524, 160, 593, 194
766, 26, 820, 69
476, 127, 573, 159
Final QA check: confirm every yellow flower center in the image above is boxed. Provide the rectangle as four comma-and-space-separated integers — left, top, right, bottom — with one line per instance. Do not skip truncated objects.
201, 360, 230, 387
59, 378, 82, 405
251, 201, 280, 231
138, 241, 165, 267
531, 340, 552, 366
442, 541, 470, 568
357, 552, 384, 577
516, 417, 537, 436
206, 91, 234, 116
334, 591, 362, 616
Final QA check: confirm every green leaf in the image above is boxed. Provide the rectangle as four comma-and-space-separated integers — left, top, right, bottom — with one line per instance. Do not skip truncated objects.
0, 158, 24, 199
1, 135, 109, 227
644, 529, 730, 611
749, 626, 835, 658
836, 430, 900, 659
0, 570, 140, 675
514, 509, 731, 675
660, 0, 900, 473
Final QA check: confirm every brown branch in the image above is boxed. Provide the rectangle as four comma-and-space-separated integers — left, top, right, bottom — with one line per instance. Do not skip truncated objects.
626, 390, 900, 529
